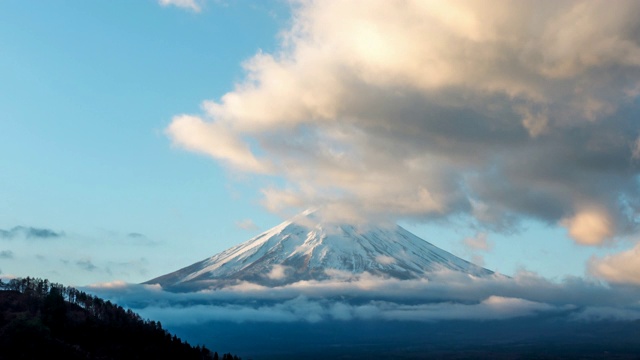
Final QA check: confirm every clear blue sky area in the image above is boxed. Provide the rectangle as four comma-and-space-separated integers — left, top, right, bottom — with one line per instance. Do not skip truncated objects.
0, 1, 289, 284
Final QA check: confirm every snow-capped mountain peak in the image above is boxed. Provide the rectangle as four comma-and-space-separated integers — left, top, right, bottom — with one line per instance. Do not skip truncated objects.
145, 211, 493, 290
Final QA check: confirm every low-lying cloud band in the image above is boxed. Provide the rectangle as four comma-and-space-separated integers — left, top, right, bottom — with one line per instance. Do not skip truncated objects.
87, 271, 640, 325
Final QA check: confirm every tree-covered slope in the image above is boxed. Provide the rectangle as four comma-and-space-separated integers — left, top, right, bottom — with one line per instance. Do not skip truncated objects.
0, 277, 240, 360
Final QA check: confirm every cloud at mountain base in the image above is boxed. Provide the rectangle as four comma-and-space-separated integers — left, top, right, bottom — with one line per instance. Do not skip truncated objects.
166, 0, 640, 246
85, 271, 640, 325
129, 295, 567, 325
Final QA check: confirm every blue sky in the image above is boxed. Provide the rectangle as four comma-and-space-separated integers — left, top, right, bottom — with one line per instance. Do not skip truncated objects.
0, 0, 288, 284
2, 0, 640, 287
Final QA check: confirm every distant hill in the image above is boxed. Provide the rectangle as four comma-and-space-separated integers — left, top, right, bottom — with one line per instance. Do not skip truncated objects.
0, 277, 240, 360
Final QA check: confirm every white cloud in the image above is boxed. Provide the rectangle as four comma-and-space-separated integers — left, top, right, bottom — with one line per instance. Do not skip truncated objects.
166, 115, 271, 173
84, 270, 640, 325
459, 232, 493, 267
561, 207, 615, 245
158, 0, 201, 12
589, 242, 640, 285
265, 264, 290, 280
463, 232, 492, 251
235, 219, 259, 231
376, 296, 559, 322
167, 0, 640, 246
375, 255, 395, 265
134, 295, 562, 325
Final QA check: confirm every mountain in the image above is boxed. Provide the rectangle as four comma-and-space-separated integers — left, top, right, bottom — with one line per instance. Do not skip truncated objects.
146, 210, 493, 290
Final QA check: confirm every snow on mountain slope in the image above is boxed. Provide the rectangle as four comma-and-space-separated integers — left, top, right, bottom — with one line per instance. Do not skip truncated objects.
145, 210, 494, 289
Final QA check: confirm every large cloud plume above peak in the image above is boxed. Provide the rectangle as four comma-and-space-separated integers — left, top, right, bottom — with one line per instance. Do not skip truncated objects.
167, 0, 640, 244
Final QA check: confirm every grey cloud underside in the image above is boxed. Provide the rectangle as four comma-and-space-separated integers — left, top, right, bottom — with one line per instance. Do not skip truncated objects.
261, 89, 640, 230
144, 211, 493, 290
471, 107, 640, 223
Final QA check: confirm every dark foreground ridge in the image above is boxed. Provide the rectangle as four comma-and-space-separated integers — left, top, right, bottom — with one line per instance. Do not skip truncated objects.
0, 277, 240, 360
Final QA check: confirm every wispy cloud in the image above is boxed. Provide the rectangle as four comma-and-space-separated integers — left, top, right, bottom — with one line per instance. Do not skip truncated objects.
235, 219, 259, 231
0, 250, 14, 259
0, 226, 64, 240
106, 258, 151, 278
463, 233, 492, 251
461, 232, 493, 266
166, 0, 640, 247
158, 0, 201, 12
76, 259, 98, 272
126, 232, 161, 246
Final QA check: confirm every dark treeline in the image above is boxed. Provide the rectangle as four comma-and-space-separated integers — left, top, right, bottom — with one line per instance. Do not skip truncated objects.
0, 277, 241, 360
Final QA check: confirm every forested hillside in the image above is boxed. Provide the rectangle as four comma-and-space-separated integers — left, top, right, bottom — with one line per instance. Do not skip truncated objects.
0, 277, 240, 360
